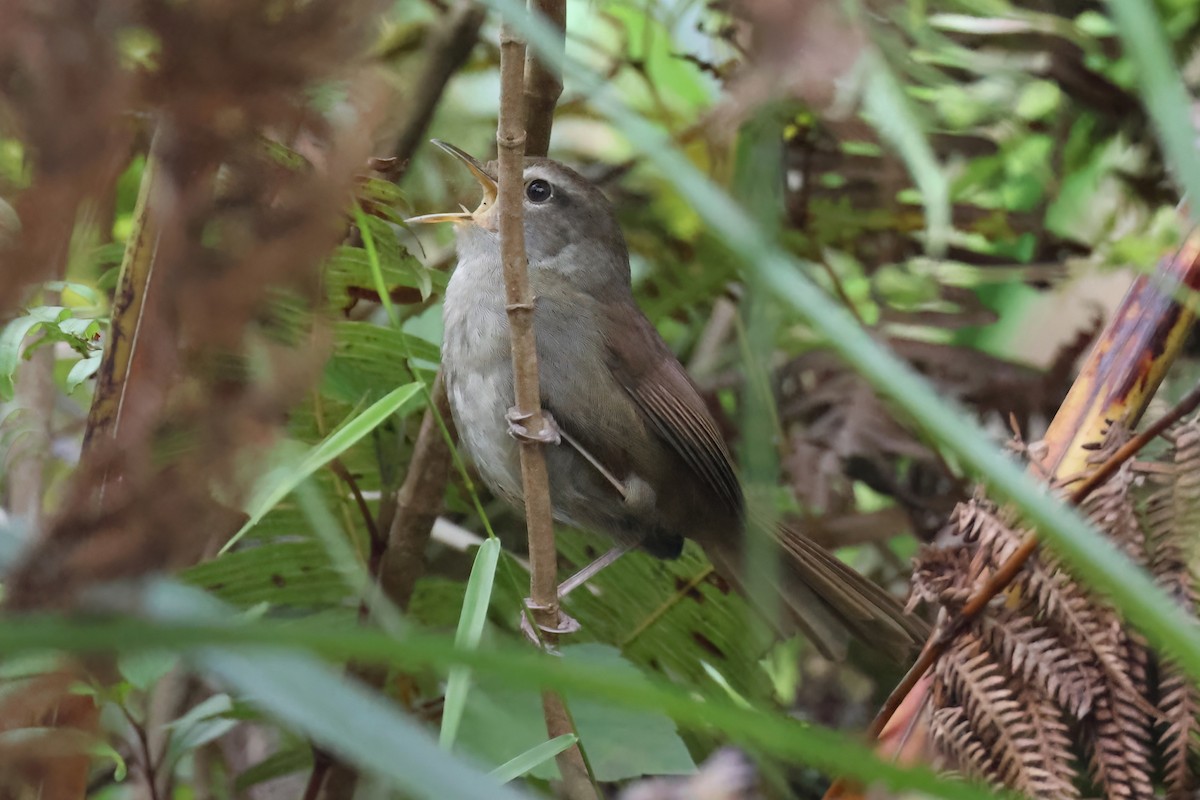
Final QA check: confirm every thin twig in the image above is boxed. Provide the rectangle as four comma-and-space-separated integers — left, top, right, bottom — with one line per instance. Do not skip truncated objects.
498, 18, 596, 800
120, 704, 162, 800
524, 0, 565, 157
329, 458, 382, 556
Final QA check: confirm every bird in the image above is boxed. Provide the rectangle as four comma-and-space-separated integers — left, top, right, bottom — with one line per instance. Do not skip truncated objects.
408, 139, 927, 660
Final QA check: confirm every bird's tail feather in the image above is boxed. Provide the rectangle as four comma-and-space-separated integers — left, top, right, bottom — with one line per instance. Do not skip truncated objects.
703, 523, 928, 661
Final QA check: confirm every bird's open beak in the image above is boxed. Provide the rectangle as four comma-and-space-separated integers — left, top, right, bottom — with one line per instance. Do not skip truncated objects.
405, 140, 498, 226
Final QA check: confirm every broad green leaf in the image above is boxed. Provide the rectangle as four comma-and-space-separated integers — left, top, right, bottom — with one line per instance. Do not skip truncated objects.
225, 382, 423, 551
440, 538, 501, 750
458, 643, 696, 781
163, 694, 238, 772
183, 540, 347, 609
118, 650, 178, 692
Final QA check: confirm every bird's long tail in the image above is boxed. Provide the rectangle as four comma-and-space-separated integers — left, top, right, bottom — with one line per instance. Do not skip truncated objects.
702, 523, 929, 661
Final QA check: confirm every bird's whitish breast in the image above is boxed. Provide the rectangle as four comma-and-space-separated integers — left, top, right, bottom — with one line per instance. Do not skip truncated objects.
443, 261, 525, 505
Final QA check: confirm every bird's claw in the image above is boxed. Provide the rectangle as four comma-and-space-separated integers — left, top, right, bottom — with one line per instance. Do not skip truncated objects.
520, 598, 580, 647
506, 407, 562, 445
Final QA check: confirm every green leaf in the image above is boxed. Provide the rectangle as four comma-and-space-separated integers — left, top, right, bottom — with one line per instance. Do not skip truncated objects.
440, 538, 501, 751
0, 306, 70, 400
234, 743, 313, 791
183, 540, 347, 609
458, 643, 696, 781
118, 650, 178, 692
861, 50, 950, 256
489, 734, 578, 784
66, 352, 102, 392
163, 694, 239, 772
1106, 0, 1200, 219
143, 585, 535, 800
322, 322, 438, 404
225, 382, 424, 551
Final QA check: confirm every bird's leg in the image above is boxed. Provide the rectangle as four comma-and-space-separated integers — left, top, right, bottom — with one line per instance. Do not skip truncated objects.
520, 598, 581, 647
506, 406, 561, 444
556, 543, 634, 598
519, 545, 631, 646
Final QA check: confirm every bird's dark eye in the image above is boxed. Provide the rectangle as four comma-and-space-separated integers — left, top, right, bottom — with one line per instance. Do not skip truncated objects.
525, 178, 553, 204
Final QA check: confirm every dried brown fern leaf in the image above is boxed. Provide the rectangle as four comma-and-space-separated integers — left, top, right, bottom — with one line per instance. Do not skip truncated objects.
1139, 418, 1200, 798
1083, 676, 1156, 800
910, 543, 975, 610
1012, 684, 1082, 799
936, 632, 1055, 795
1077, 458, 1147, 566
928, 706, 1000, 787
972, 497, 1151, 718
1156, 663, 1198, 799
978, 608, 1099, 718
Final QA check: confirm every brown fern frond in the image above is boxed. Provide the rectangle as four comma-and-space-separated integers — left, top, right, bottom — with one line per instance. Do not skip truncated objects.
929, 706, 1001, 786
1078, 459, 1146, 565
1157, 664, 1198, 799
936, 633, 1057, 795
910, 544, 976, 609
974, 508, 1142, 711
1014, 684, 1082, 799
978, 608, 1099, 717
1142, 418, 1200, 798
1084, 667, 1154, 800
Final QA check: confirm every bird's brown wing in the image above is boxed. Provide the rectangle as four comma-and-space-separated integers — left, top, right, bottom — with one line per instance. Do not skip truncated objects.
603, 303, 926, 661
602, 304, 743, 515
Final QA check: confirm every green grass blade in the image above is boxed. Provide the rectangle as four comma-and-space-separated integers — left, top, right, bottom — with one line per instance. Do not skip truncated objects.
0, 596, 1003, 800
489, 734, 578, 784
224, 381, 423, 552
146, 583, 534, 800
440, 538, 501, 750
861, 50, 950, 255
1105, 0, 1200, 216
199, 649, 536, 800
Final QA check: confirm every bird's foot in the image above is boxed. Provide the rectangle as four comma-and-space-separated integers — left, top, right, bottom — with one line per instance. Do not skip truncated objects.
519, 598, 580, 648
506, 407, 562, 445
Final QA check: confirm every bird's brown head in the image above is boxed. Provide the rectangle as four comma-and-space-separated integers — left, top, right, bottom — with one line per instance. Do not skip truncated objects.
408, 140, 631, 295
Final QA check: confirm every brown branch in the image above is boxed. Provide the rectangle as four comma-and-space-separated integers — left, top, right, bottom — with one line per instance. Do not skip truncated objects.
523, 0, 565, 157
498, 19, 595, 800
389, 0, 486, 171
378, 373, 456, 609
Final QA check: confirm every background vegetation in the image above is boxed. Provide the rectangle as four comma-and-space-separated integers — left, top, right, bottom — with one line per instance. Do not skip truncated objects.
4, 0, 1200, 798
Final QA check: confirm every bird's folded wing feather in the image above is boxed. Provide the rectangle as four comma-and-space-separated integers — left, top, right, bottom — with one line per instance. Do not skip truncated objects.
602, 305, 743, 514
